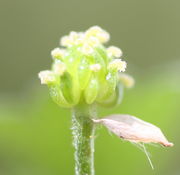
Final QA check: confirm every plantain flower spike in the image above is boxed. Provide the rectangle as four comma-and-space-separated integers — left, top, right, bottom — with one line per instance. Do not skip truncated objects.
38, 26, 134, 108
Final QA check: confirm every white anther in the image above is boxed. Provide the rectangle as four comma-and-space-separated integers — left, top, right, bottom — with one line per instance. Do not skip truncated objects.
108, 59, 127, 72
90, 64, 101, 72
53, 61, 66, 76
51, 48, 66, 59
107, 46, 123, 58
38, 70, 56, 84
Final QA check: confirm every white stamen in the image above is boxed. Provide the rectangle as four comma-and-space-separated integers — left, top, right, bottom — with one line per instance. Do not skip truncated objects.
87, 36, 100, 47
81, 44, 94, 55
69, 31, 78, 40
85, 26, 110, 43
108, 59, 127, 72
119, 73, 135, 88
75, 35, 85, 45
53, 61, 66, 76
90, 64, 101, 72
96, 32, 110, 43
51, 48, 66, 59
60, 35, 73, 47
38, 70, 56, 84
107, 46, 123, 58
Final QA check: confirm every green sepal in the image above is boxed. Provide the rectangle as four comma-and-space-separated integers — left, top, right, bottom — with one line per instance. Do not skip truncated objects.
96, 71, 117, 102
48, 84, 73, 108
93, 48, 107, 79
84, 74, 99, 104
98, 82, 124, 107
95, 46, 110, 65
71, 75, 81, 105
78, 57, 92, 90
59, 72, 81, 106
63, 47, 81, 74
60, 72, 74, 104
60, 47, 81, 105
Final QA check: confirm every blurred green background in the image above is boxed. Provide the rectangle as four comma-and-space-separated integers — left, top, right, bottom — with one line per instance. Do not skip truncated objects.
0, 0, 180, 174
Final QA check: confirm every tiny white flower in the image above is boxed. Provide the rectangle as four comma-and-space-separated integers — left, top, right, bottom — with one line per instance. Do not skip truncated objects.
87, 36, 100, 47
90, 64, 101, 72
75, 33, 86, 45
86, 26, 102, 35
38, 70, 56, 84
69, 31, 82, 44
85, 26, 110, 43
96, 32, 110, 43
60, 35, 73, 47
53, 61, 66, 76
51, 48, 66, 59
69, 31, 78, 39
107, 46, 123, 58
108, 59, 127, 72
81, 44, 94, 55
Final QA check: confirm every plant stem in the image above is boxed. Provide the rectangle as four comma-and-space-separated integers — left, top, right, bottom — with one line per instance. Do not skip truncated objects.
72, 103, 96, 175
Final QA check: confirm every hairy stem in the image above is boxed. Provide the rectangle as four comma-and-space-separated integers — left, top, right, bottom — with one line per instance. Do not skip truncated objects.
72, 103, 96, 175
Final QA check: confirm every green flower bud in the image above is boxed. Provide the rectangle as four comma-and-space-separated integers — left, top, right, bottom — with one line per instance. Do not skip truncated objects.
78, 58, 92, 90
38, 26, 132, 108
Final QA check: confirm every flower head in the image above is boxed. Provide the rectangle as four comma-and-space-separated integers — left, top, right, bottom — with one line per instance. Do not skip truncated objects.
39, 26, 132, 108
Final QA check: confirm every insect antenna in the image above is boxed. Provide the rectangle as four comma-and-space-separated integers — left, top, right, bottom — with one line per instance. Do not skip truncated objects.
131, 142, 154, 170
141, 143, 154, 170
